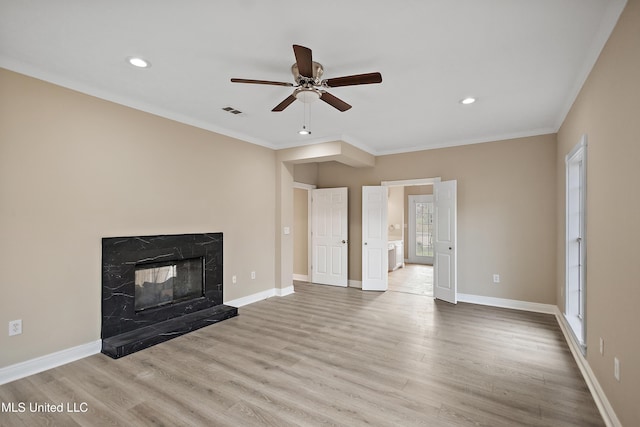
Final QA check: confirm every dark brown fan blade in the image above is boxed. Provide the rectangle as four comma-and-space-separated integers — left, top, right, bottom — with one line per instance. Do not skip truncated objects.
293, 45, 313, 77
320, 91, 352, 112
272, 95, 297, 112
324, 72, 382, 88
231, 78, 294, 87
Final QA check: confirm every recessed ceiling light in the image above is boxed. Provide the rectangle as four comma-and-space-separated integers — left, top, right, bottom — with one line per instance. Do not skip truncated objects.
460, 97, 476, 105
127, 57, 150, 68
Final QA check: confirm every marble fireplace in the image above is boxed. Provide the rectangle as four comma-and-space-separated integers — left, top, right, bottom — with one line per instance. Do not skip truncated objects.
101, 232, 237, 358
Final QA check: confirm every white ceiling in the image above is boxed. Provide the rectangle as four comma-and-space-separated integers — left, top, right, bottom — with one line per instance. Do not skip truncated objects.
0, 0, 626, 155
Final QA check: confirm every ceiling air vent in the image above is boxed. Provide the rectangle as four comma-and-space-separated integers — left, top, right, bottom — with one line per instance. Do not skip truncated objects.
222, 106, 243, 115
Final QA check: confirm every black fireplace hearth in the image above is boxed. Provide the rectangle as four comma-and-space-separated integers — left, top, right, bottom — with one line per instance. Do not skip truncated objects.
101, 233, 237, 358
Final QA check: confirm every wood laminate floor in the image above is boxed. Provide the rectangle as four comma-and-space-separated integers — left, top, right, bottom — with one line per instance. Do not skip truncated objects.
0, 282, 603, 426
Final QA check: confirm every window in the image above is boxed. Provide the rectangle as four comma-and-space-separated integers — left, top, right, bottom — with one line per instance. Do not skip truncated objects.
565, 136, 587, 353
408, 194, 434, 264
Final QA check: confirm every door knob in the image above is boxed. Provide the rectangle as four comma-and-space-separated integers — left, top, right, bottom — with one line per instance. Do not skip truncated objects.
364, 242, 368, 245
342, 240, 348, 244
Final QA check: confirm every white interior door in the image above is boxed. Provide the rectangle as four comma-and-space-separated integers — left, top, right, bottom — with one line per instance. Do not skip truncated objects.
311, 187, 348, 287
362, 186, 388, 291
433, 180, 457, 303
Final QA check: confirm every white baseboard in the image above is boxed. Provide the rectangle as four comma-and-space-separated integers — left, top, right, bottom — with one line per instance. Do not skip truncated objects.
554, 308, 621, 427
275, 285, 295, 297
0, 340, 101, 386
225, 288, 275, 307
292, 274, 308, 282
1, 286, 297, 386
348, 280, 362, 289
225, 285, 295, 308
457, 293, 556, 314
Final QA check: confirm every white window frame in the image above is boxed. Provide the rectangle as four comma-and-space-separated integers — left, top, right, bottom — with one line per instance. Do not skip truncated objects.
565, 135, 587, 355
408, 194, 434, 264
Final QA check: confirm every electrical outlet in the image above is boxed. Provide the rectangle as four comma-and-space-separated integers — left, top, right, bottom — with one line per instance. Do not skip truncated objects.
493, 274, 500, 284
251, 271, 256, 280
232, 275, 237, 284
599, 337, 604, 355
614, 357, 620, 381
9, 319, 22, 336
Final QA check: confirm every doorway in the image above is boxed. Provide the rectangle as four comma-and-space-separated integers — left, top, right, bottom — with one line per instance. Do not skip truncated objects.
294, 177, 457, 303
384, 180, 436, 297
388, 264, 433, 296
293, 183, 349, 287
293, 183, 315, 283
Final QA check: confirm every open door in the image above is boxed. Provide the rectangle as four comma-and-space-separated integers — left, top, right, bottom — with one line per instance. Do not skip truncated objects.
362, 186, 388, 291
311, 187, 348, 287
433, 180, 457, 303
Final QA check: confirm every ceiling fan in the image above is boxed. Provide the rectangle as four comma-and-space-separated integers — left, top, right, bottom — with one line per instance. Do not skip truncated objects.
231, 44, 382, 112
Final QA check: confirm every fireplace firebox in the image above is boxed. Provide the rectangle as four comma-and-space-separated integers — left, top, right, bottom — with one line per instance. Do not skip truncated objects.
134, 257, 204, 312
101, 233, 237, 358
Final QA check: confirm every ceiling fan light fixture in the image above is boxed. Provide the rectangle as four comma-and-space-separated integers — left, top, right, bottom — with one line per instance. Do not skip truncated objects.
460, 97, 476, 105
295, 88, 321, 104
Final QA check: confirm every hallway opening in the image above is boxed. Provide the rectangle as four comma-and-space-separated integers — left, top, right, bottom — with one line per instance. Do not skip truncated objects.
388, 263, 433, 296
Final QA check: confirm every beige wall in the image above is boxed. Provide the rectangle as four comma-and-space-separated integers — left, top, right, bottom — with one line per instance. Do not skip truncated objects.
387, 186, 404, 241
275, 160, 294, 290
293, 163, 318, 185
0, 69, 277, 367
318, 134, 557, 304
292, 164, 317, 279
293, 188, 309, 276
557, 0, 640, 424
